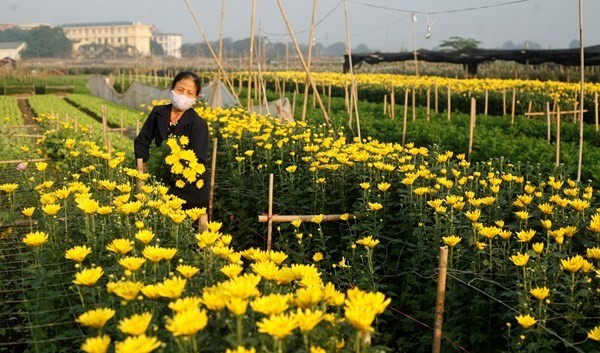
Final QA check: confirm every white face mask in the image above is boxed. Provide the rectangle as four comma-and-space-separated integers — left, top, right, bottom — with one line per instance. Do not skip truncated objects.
170, 90, 197, 111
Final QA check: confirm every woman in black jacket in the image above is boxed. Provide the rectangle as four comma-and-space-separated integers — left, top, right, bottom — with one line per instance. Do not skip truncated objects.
134, 71, 209, 230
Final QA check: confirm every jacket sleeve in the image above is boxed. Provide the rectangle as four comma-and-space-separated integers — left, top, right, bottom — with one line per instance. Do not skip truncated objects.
134, 107, 157, 162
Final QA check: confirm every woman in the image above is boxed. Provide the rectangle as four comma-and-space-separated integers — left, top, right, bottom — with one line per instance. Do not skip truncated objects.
134, 71, 209, 230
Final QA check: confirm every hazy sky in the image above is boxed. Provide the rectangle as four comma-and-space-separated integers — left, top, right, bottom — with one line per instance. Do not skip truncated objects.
1, 0, 598, 51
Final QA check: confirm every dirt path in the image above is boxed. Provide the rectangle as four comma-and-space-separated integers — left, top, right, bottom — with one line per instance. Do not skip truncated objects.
17, 97, 34, 125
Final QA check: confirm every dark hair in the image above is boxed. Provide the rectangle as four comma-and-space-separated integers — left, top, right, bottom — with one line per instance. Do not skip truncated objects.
171, 71, 202, 96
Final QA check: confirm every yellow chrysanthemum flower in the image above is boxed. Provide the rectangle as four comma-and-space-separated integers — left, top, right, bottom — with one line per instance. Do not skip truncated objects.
176, 264, 200, 279
165, 308, 209, 336
76, 308, 115, 329
251, 293, 290, 316
367, 202, 383, 211
158, 276, 187, 299
73, 267, 104, 287
65, 245, 92, 263
106, 239, 134, 256
114, 334, 161, 353
220, 263, 244, 279
168, 296, 203, 312
119, 257, 147, 273
81, 334, 111, 353
515, 314, 537, 329
355, 235, 380, 249
588, 325, 600, 342
294, 308, 324, 333
135, 230, 155, 244
257, 313, 298, 339
22, 207, 35, 217
118, 312, 153, 336
442, 235, 462, 247
510, 253, 530, 267
42, 203, 61, 216
22, 231, 49, 247
530, 287, 550, 301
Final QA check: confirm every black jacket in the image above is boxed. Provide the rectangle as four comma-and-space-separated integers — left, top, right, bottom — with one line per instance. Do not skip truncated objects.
134, 104, 210, 208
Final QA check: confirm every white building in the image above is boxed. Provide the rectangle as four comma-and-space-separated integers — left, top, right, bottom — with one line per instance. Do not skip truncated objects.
0, 42, 27, 60
60, 21, 152, 56
152, 32, 182, 58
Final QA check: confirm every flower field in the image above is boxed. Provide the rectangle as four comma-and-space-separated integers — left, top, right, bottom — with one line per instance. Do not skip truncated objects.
0, 72, 599, 352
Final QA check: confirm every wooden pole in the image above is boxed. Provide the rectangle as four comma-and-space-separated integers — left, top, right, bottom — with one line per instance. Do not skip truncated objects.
434, 80, 438, 113
426, 88, 431, 122
328, 82, 332, 117
546, 102, 551, 144
556, 105, 561, 167
595, 91, 599, 132
383, 94, 388, 116
258, 213, 359, 223
432, 246, 449, 353
209, 138, 218, 222
246, 0, 257, 110
484, 89, 488, 115
343, 0, 360, 140
267, 173, 274, 251
301, 0, 319, 122
527, 100, 532, 118
136, 158, 145, 192
576, 0, 585, 182
511, 88, 516, 124
447, 87, 451, 121
402, 89, 409, 145
412, 86, 416, 121
468, 98, 476, 160
390, 83, 395, 120
502, 89, 507, 116
275, 0, 331, 125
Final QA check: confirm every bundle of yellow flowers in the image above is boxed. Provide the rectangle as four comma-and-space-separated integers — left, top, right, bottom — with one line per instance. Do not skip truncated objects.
147, 135, 206, 189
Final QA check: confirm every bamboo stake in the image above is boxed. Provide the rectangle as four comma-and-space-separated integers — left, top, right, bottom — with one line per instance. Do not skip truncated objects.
74, 116, 78, 132
434, 80, 438, 113
484, 89, 488, 115
301, 0, 319, 122
511, 88, 516, 124
120, 112, 124, 150
383, 95, 388, 116
209, 138, 218, 222
402, 89, 409, 145
426, 88, 431, 122
577, 0, 585, 182
468, 98, 476, 160
412, 86, 416, 121
258, 214, 359, 223
136, 158, 145, 192
595, 91, 598, 132
546, 102, 551, 144
275, 0, 331, 125
391, 84, 395, 120
328, 82, 332, 117
432, 246, 449, 353
447, 87, 451, 121
0, 158, 49, 165
246, 0, 257, 110
502, 89, 507, 116
267, 173, 274, 251
556, 105, 561, 167
343, 0, 360, 140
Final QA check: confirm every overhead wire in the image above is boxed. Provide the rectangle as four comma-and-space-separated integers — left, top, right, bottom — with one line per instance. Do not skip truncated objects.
348, 0, 532, 15
263, 0, 343, 37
